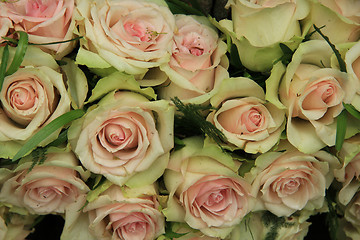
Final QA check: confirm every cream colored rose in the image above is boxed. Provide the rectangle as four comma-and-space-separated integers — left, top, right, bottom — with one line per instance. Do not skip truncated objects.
0, 152, 90, 215
0, 0, 76, 58
278, 40, 356, 153
207, 77, 285, 154
164, 137, 254, 239
84, 184, 165, 240
76, 0, 175, 75
246, 147, 338, 217
158, 14, 229, 104
0, 46, 72, 158
69, 89, 174, 186
345, 41, 360, 112
222, 0, 309, 72
305, 0, 360, 43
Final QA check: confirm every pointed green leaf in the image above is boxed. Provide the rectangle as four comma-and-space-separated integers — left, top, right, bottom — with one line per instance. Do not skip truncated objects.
0, 44, 9, 90
13, 109, 85, 161
5, 31, 28, 76
335, 109, 347, 151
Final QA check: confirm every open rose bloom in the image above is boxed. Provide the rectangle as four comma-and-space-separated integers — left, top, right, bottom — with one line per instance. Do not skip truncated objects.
0, 0, 77, 58
245, 142, 339, 217
75, 0, 175, 75
277, 40, 358, 153
207, 77, 285, 154
0, 151, 90, 215
158, 14, 229, 104
164, 137, 255, 239
82, 184, 165, 240
68, 73, 174, 186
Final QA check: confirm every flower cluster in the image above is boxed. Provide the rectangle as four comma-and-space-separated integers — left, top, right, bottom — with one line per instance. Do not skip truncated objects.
0, 0, 359, 239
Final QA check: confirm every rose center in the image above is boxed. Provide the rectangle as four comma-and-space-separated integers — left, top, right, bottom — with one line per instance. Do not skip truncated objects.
182, 34, 205, 56
10, 85, 37, 111
241, 108, 263, 132
123, 22, 154, 42
26, 0, 56, 18
124, 222, 145, 233
206, 191, 224, 206
321, 85, 335, 104
105, 124, 127, 145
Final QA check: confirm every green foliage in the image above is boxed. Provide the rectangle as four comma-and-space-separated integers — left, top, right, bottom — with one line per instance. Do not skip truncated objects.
335, 109, 347, 151
171, 97, 227, 149
165, 0, 204, 16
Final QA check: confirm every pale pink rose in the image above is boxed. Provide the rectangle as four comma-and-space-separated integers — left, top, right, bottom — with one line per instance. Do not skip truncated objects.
158, 14, 228, 103
0, 17, 12, 43
207, 77, 285, 154
247, 148, 337, 217
306, 0, 360, 43
164, 137, 254, 238
0, 47, 71, 158
76, 0, 175, 75
345, 41, 360, 112
0, 0, 76, 57
345, 192, 360, 229
278, 40, 356, 153
84, 185, 164, 240
0, 152, 89, 215
69, 90, 174, 185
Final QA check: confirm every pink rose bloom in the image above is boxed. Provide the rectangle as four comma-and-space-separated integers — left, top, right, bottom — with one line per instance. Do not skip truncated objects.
0, 152, 90, 215
84, 185, 164, 240
0, 0, 76, 58
164, 137, 254, 239
69, 89, 174, 186
246, 145, 338, 217
278, 40, 356, 153
207, 77, 285, 154
0, 46, 72, 159
158, 14, 229, 104
75, 0, 175, 75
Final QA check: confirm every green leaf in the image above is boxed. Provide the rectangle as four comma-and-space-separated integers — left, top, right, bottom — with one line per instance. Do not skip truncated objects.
163, 222, 188, 239
0, 44, 9, 90
171, 97, 227, 149
13, 109, 85, 161
5, 31, 28, 76
335, 109, 347, 151
344, 103, 360, 120
165, 0, 204, 15
313, 25, 346, 72
279, 43, 294, 65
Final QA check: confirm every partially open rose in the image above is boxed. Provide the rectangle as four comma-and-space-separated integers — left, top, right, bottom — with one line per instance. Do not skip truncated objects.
345, 41, 360, 111
158, 14, 228, 104
0, 151, 90, 215
246, 144, 338, 216
84, 184, 164, 240
278, 40, 356, 153
207, 77, 285, 154
164, 137, 254, 239
0, 46, 72, 158
69, 77, 174, 186
0, 0, 76, 58
76, 0, 175, 75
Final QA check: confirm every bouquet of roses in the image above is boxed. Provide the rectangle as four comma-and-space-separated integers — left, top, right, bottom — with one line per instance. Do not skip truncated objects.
0, 0, 360, 239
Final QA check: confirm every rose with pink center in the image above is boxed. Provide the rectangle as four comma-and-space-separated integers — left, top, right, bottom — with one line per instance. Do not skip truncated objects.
158, 14, 228, 103
0, 152, 89, 214
247, 148, 337, 217
277, 40, 356, 153
76, 0, 175, 75
1, 0, 76, 57
207, 77, 285, 154
69, 90, 174, 186
84, 185, 164, 240
0, 49, 72, 158
164, 137, 254, 238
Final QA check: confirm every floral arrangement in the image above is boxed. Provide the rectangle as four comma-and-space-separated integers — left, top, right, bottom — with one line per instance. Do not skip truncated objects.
0, 0, 359, 239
